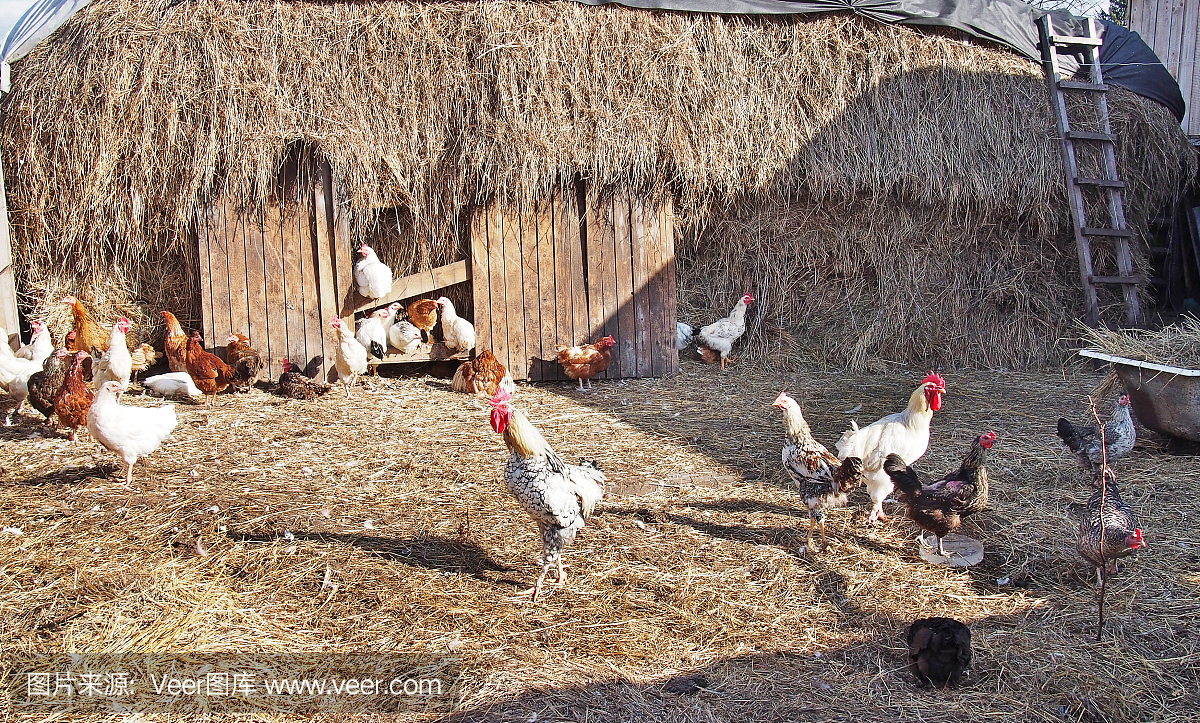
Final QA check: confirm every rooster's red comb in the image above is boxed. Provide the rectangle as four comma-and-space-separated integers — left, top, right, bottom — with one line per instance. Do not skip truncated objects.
922, 371, 946, 390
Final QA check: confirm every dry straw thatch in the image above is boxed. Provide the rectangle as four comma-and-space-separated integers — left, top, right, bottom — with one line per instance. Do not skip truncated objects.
1, 0, 1195, 365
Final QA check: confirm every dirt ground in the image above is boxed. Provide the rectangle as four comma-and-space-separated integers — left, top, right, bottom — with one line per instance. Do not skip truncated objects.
1, 360, 1197, 722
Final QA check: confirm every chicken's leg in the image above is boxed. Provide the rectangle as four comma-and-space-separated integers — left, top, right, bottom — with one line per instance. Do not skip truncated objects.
819, 520, 829, 550
577, 378, 584, 391
805, 517, 816, 551
124, 460, 135, 485
935, 535, 947, 557
555, 557, 567, 585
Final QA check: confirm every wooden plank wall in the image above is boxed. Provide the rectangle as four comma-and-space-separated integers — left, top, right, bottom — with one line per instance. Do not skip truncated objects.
197, 153, 346, 382
469, 183, 677, 381
1130, 0, 1200, 137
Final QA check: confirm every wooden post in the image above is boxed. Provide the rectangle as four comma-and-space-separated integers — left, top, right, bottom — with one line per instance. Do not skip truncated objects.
0, 163, 20, 349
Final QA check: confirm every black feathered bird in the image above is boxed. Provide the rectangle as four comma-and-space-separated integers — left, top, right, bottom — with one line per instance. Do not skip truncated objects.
907, 617, 972, 687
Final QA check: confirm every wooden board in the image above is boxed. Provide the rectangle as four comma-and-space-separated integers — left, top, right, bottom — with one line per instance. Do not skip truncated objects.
630, 200, 653, 378
612, 197, 636, 378
243, 204, 271, 376
226, 200, 250, 359
487, 206, 510, 374
206, 199, 231, 358
520, 208, 543, 373
196, 203, 215, 356
261, 203, 290, 377
534, 200, 559, 381
313, 159, 340, 381
502, 208, 528, 379
367, 343, 471, 365
470, 210, 492, 354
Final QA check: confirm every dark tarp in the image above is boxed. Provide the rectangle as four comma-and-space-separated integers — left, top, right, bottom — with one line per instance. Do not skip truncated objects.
568, 0, 1186, 123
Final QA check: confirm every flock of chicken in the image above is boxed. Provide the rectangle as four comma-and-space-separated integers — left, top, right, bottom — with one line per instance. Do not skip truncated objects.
0, 275, 1150, 688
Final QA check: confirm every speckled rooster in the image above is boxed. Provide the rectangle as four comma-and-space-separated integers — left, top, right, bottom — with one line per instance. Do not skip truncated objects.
488, 388, 605, 602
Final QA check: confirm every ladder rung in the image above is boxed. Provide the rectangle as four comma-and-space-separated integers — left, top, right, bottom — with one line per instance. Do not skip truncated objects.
1066, 131, 1116, 142
1082, 227, 1132, 238
1058, 80, 1108, 91
1074, 177, 1124, 188
1051, 34, 1103, 47
1089, 276, 1139, 285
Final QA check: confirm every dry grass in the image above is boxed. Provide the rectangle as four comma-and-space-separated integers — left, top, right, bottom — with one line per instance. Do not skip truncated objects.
1, 360, 1197, 721
1080, 317, 1200, 369
2, 1, 1194, 365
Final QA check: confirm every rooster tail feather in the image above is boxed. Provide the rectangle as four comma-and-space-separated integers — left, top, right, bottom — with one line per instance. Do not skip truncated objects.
569, 464, 606, 518
883, 453, 922, 497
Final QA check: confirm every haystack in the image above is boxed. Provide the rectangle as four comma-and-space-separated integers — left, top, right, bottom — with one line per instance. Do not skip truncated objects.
1, 0, 1194, 366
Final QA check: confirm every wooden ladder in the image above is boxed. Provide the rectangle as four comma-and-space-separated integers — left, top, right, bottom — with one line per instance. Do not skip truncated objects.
1037, 16, 1142, 327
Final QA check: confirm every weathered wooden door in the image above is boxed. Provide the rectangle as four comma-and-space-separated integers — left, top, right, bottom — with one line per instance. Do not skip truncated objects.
196, 154, 351, 381
470, 185, 678, 381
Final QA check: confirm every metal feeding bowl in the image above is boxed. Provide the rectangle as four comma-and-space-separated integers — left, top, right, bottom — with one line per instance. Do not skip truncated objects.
1080, 349, 1200, 443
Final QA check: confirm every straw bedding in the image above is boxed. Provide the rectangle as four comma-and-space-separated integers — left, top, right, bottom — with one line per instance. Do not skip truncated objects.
1, 0, 1195, 368
1, 361, 1197, 720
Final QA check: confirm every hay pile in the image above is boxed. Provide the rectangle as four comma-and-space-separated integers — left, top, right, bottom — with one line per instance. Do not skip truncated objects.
0, 363, 1196, 720
1, 0, 1194, 363
1080, 317, 1200, 368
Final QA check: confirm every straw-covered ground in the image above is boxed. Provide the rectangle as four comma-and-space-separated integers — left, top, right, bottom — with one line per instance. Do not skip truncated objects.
1, 360, 1197, 721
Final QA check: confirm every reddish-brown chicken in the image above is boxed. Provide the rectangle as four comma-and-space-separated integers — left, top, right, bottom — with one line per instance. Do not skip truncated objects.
226, 333, 263, 392
451, 349, 515, 397
54, 351, 95, 441
185, 332, 236, 406
160, 311, 189, 373
555, 335, 615, 391
62, 296, 109, 353
407, 299, 439, 343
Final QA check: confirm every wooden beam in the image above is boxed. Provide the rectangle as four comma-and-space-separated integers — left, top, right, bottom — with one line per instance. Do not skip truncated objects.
346, 259, 470, 315
367, 342, 471, 366
0, 162, 18, 350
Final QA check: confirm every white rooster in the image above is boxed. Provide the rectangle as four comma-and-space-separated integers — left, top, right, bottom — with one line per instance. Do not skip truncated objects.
330, 316, 368, 397
835, 372, 947, 525
87, 381, 177, 484
354, 244, 393, 300
697, 293, 754, 370
436, 297, 475, 351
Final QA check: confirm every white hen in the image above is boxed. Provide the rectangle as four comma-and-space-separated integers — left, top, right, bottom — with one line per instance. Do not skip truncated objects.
354, 244, 394, 300
388, 320, 421, 354
697, 294, 754, 370
87, 381, 177, 484
835, 372, 947, 524
143, 372, 203, 398
330, 316, 368, 397
91, 318, 134, 399
355, 308, 389, 359
15, 320, 53, 364
436, 297, 475, 351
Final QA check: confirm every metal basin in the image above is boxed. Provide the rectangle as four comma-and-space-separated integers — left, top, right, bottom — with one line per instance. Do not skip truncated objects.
1080, 350, 1200, 442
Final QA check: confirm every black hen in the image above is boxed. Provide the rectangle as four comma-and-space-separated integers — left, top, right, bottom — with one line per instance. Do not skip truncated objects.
27, 348, 71, 420
883, 432, 995, 557
277, 359, 333, 400
907, 617, 972, 687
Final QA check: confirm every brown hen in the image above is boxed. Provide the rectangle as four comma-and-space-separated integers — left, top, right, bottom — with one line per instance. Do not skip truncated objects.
160, 311, 190, 373
185, 332, 236, 406
407, 299, 439, 343
61, 297, 109, 353
555, 335, 614, 390
226, 333, 264, 392
54, 351, 95, 441
451, 350, 515, 397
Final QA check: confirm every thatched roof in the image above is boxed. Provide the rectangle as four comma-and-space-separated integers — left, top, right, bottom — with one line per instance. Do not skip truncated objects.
1, 0, 1194, 367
